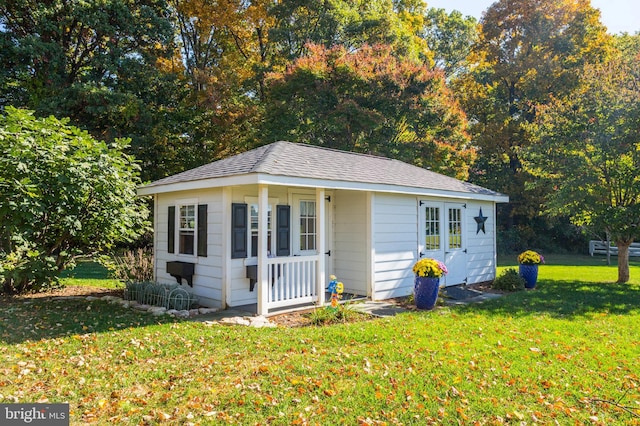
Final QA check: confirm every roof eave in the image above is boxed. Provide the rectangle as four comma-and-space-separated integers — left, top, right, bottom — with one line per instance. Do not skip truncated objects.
137, 173, 509, 203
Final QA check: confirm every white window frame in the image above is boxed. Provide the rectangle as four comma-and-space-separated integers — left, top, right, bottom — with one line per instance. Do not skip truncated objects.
292, 194, 317, 255
176, 198, 198, 257
418, 200, 445, 258
245, 197, 279, 258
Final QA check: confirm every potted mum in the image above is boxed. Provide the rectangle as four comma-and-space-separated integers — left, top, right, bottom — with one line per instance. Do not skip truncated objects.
517, 250, 544, 289
412, 258, 448, 310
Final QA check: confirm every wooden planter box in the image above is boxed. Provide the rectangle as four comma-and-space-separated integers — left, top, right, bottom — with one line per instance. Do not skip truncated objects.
166, 261, 195, 287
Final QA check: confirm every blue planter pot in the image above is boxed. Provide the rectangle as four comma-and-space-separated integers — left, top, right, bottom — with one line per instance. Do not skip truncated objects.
519, 264, 539, 289
414, 276, 440, 310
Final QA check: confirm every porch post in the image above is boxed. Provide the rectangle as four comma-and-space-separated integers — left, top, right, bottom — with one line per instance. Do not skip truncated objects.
257, 184, 269, 316
316, 188, 326, 306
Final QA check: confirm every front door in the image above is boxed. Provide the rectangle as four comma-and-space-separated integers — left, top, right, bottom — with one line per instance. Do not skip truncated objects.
418, 201, 467, 286
292, 193, 333, 277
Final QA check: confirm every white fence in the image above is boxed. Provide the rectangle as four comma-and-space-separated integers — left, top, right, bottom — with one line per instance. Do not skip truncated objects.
589, 241, 640, 257
266, 256, 319, 310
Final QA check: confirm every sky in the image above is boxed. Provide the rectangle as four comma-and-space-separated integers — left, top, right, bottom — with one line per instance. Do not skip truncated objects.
425, 0, 640, 34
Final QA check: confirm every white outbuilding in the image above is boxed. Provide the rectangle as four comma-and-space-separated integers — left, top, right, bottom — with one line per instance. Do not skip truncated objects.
138, 141, 508, 315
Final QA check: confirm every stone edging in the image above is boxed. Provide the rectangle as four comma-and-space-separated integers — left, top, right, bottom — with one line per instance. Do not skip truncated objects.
83, 295, 276, 327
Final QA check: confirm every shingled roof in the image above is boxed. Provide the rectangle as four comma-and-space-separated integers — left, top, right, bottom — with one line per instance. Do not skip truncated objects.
140, 141, 506, 200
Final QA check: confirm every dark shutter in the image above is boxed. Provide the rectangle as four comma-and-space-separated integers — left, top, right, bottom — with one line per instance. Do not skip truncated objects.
231, 203, 248, 259
276, 205, 291, 256
197, 204, 208, 257
168, 206, 175, 254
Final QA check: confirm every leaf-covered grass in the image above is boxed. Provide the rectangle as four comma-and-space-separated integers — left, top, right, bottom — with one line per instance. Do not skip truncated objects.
1, 257, 640, 424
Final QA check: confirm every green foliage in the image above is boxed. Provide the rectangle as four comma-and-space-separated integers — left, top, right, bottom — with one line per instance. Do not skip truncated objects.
524, 38, 640, 282
263, 43, 475, 179
457, 0, 612, 250
124, 281, 197, 310
0, 0, 189, 182
492, 268, 526, 292
306, 303, 362, 325
267, 0, 431, 65
423, 8, 478, 78
0, 107, 149, 294
0, 240, 63, 293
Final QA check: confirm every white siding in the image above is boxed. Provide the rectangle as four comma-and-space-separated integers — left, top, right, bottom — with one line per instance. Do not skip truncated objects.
155, 189, 224, 308
333, 190, 368, 296
465, 202, 498, 284
372, 194, 417, 300
371, 195, 499, 300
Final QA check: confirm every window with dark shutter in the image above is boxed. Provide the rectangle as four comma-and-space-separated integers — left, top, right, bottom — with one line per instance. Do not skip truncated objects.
276, 205, 291, 256
231, 203, 248, 259
197, 204, 208, 257
168, 206, 175, 253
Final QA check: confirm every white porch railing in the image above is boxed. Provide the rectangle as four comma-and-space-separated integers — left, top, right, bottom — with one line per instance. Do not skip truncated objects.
266, 256, 319, 310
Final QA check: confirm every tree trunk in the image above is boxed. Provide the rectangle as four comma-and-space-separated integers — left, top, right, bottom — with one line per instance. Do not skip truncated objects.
616, 240, 631, 283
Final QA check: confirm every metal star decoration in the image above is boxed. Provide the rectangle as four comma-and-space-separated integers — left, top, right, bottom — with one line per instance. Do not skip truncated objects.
474, 208, 487, 234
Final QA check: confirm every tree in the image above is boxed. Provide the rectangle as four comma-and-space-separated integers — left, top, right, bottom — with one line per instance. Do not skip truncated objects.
456, 0, 611, 250
0, 107, 149, 294
162, 0, 270, 174
524, 43, 640, 282
0, 0, 185, 182
423, 8, 478, 79
262, 43, 475, 179
267, 0, 432, 67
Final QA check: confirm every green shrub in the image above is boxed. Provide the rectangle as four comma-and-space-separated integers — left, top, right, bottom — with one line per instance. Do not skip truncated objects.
307, 303, 363, 326
1, 240, 64, 294
492, 268, 526, 292
0, 107, 149, 294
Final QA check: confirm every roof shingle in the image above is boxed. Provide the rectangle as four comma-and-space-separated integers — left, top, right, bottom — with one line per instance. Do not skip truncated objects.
141, 141, 504, 198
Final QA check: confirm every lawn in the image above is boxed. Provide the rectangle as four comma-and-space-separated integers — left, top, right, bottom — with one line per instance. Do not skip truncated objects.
59, 260, 121, 289
1, 255, 639, 424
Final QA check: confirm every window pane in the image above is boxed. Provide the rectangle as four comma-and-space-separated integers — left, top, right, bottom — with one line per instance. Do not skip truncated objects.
249, 203, 272, 257
299, 200, 316, 251
179, 205, 196, 254
424, 206, 440, 250
448, 208, 462, 249
180, 205, 195, 229
179, 231, 194, 255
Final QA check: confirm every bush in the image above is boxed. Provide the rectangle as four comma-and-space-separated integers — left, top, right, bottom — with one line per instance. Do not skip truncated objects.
492, 268, 526, 292
0, 240, 64, 293
0, 107, 149, 294
307, 303, 362, 325
102, 248, 154, 284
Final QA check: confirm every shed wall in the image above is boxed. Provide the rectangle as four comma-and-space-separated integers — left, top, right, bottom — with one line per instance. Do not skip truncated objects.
371, 194, 498, 300
155, 189, 224, 308
333, 190, 368, 296
464, 202, 497, 284
372, 193, 417, 300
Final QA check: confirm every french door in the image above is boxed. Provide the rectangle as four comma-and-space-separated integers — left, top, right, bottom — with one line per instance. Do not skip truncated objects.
419, 201, 467, 286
